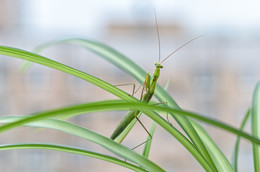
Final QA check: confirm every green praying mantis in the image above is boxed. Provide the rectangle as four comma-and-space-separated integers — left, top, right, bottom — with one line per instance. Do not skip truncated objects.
110, 11, 202, 145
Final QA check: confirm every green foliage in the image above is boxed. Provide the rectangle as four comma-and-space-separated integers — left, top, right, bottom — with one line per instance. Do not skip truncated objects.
252, 82, 260, 171
0, 39, 259, 171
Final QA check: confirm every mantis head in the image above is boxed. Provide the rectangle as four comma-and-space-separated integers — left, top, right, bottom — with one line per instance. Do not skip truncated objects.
155, 63, 163, 69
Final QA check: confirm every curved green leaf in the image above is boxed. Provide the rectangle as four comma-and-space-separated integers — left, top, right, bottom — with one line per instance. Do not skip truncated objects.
232, 109, 251, 172
190, 120, 234, 171
0, 143, 148, 172
0, 100, 258, 145
0, 45, 135, 102
0, 116, 164, 172
252, 81, 260, 172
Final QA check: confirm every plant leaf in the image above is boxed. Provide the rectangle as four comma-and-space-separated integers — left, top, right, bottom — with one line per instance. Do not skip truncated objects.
251, 81, 260, 171
190, 120, 234, 172
0, 143, 148, 172
231, 108, 251, 172
0, 100, 254, 145
0, 116, 164, 172
0, 45, 136, 102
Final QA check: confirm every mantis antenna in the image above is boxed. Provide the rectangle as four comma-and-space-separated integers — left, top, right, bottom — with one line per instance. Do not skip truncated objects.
153, 9, 161, 63
160, 35, 204, 64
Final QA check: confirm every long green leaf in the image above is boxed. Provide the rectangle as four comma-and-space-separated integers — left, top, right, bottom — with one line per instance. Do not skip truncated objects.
190, 120, 234, 171
252, 81, 260, 172
0, 100, 259, 148
27, 38, 216, 169
0, 143, 147, 172
0, 116, 164, 172
0, 45, 135, 102
232, 108, 251, 172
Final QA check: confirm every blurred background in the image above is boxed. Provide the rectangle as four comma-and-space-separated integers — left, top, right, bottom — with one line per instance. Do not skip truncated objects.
0, 0, 260, 171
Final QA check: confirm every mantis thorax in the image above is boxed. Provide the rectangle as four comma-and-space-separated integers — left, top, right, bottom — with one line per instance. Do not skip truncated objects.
152, 63, 163, 83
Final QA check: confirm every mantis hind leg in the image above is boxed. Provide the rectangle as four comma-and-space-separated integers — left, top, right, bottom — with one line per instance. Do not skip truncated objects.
130, 76, 153, 150
127, 75, 152, 150
130, 115, 152, 151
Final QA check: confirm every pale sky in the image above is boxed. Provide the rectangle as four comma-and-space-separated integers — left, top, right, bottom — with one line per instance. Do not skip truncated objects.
23, 0, 260, 35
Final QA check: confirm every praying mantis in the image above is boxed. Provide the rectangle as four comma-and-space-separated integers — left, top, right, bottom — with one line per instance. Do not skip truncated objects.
110, 10, 202, 144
